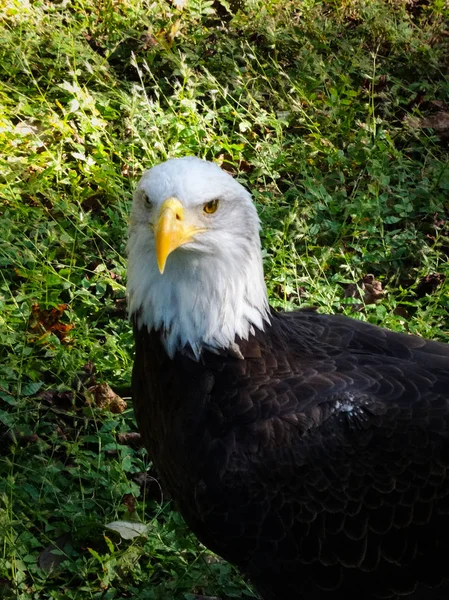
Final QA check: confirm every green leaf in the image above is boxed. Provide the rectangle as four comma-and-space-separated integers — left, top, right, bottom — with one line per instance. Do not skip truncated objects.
20, 382, 43, 397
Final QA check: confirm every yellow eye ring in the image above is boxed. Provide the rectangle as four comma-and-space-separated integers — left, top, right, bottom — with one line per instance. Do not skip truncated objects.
203, 199, 219, 214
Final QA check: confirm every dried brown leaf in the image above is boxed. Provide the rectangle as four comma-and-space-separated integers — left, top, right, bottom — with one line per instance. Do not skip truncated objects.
344, 274, 385, 311
117, 432, 142, 449
122, 493, 136, 513
87, 383, 127, 413
405, 111, 449, 139
29, 304, 74, 343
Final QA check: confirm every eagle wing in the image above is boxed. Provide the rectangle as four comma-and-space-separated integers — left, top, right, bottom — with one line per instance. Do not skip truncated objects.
191, 311, 449, 599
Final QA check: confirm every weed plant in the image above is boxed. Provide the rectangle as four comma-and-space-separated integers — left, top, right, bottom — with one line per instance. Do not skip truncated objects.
0, 0, 448, 598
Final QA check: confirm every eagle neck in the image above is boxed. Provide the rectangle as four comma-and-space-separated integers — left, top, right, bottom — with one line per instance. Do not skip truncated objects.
127, 243, 270, 360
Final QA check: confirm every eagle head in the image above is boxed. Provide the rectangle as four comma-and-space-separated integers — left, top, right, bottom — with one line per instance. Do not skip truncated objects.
127, 157, 269, 359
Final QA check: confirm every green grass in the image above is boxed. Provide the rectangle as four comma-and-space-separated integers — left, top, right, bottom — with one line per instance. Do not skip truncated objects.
0, 0, 448, 597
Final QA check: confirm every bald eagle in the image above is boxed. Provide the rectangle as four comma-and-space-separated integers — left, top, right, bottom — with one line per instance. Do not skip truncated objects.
127, 157, 449, 600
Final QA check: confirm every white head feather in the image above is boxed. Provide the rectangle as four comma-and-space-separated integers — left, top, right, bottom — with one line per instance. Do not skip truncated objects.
127, 156, 270, 358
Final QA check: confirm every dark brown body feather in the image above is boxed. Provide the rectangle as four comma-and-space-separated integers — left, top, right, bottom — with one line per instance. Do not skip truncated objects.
132, 309, 449, 599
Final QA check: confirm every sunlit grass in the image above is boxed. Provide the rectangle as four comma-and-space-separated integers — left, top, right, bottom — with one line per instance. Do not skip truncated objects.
0, 0, 448, 597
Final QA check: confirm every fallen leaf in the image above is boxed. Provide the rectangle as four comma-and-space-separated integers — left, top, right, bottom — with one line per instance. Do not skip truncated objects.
405, 111, 449, 139
122, 493, 136, 513
117, 432, 142, 449
105, 520, 148, 540
29, 304, 74, 343
87, 383, 127, 413
420, 111, 449, 134
344, 274, 385, 311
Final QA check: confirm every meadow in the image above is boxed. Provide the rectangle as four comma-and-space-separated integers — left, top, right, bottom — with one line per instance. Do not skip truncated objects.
0, 0, 448, 597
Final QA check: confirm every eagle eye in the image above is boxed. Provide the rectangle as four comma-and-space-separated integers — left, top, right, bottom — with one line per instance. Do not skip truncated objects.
203, 199, 219, 214
143, 192, 152, 208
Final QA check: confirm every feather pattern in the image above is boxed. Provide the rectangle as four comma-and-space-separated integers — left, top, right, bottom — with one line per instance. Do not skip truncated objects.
132, 310, 449, 600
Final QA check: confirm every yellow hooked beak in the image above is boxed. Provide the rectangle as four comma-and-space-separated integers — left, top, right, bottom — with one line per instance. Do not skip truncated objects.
154, 197, 204, 274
